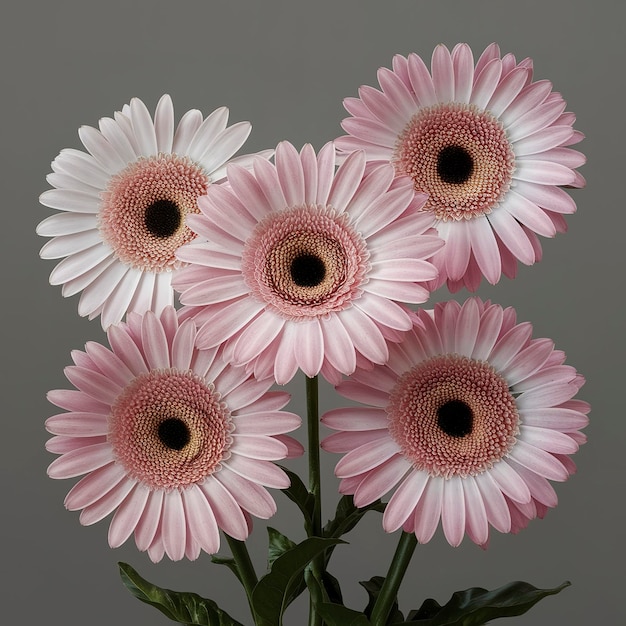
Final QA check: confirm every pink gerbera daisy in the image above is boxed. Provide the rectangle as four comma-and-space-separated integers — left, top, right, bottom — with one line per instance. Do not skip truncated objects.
38, 95, 270, 328
336, 43, 585, 292
45, 306, 302, 562
321, 298, 588, 547
173, 140, 444, 385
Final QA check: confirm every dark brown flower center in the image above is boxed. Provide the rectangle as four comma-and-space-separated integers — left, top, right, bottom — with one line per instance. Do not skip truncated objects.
437, 399, 473, 437
290, 253, 326, 287
437, 145, 474, 185
157, 417, 191, 450
144, 199, 182, 238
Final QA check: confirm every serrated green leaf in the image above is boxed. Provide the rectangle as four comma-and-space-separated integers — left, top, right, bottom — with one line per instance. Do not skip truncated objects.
279, 466, 315, 532
316, 602, 372, 626
398, 580, 570, 625
251, 537, 345, 626
360, 576, 404, 624
118, 562, 244, 626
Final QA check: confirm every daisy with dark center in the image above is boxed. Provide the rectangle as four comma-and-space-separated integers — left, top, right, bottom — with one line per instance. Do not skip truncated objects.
38, 95, 270, 328
173, 140, 444, 385
336, 43, 586, 292
45, 306, 302, 562
321, 298, 588, 547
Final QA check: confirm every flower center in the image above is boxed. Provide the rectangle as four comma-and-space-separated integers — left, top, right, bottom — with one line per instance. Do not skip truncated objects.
290, 253, 326, 287
108, 369, 233, 489
157, 417, 191, 450
99, 154, 209, 272
387, 354, 519, 478
392, 103, 515, 221
437, 399, 473, 437
437, 145, 474, 185
144, 199, 182, 239
242, 205, 370, 318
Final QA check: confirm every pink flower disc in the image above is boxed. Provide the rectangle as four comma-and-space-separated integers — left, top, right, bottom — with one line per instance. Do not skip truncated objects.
242, 205, 369, 318
100, 154, 208, 272
109, 369, 232, 489
388, 354, 518, 478
394, 104, 515, 222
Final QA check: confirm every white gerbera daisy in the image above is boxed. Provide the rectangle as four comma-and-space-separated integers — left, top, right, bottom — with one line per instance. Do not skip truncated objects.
38, 95, 269, 328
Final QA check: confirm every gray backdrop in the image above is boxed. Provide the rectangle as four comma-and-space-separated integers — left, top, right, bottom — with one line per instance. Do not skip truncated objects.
2, 1, 623, 624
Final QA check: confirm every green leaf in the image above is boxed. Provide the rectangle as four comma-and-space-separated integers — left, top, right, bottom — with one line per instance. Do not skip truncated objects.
210, 555, 244, 587
251, 537, 345, 626
324, 495, 386, 540
267, 527, 297, 569
279, 466, 315, 532
321, 570, 344, 605
360, 576, 404, 624
316, 602, 372, 626
399, 580, 571, 625
118, 562, 245, 626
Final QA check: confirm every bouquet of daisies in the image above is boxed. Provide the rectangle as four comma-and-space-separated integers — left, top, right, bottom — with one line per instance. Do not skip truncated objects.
38, 43, 588, 625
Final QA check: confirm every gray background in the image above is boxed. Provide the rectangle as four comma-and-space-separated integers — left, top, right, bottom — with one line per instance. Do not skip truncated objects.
2, 0, 623, 623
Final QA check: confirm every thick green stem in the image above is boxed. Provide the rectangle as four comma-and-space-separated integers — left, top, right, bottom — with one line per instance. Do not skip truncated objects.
370, 532, 418, 626
225, 534, 258, 623
305, 374, 324, 626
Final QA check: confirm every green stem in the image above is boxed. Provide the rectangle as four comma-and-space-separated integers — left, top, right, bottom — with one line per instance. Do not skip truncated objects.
225, 534, 258, 623
370, 532, 418, 626
305, 374, 324, 626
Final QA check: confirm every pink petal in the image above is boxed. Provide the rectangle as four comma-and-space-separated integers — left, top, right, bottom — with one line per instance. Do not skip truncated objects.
334, 437, 400, 478
108, 484, 151, 548
451, 43, 474, 104
340, 306, 389, 364
275, 141, 306, 207
377, 66, 418, 119
407, 53, 437, 107
488, 207, 536, 264
134, 490, 164, 551
199, 478, 249, 540
509, 440, 568, 481
182, 486, 220, 555
232, 435, 288, 461
128, 98, 159, 156
462, 477, 489, 545
431, 44, 454, 103
79, 477, 135, 526
442, 477, 466, 546
474, 470, 511, 533
354, 456, 411, 506
519, 425, 578, 454
162, 489, 187, 561
468, 216, 501, 285
216, 470, 276, 519
513, 160, 576, 186
454, 297, 481, 356
322, 407, 389, 431
224, 455, 290, 489
383, 470, 430, 532
320, 314, 357, 375
294, 319, 325, 378
412, 476, 444, 543
64, 462, 128, 510
471, 58, 502, 110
